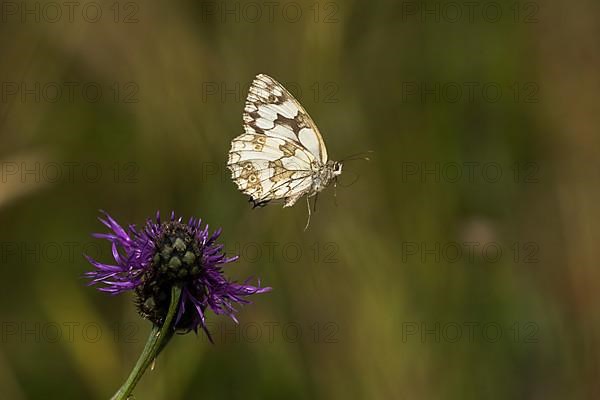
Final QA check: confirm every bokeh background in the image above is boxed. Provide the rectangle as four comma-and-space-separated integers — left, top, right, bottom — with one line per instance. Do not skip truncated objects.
1, 0, 599, 399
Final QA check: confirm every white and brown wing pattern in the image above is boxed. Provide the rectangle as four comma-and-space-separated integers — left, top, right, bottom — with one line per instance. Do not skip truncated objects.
228, 74, 329, 208
227, 133, 314, 206
242, 74, 328, 163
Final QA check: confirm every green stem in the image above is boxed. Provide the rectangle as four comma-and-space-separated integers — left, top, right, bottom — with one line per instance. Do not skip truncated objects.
111, 285, 182, 400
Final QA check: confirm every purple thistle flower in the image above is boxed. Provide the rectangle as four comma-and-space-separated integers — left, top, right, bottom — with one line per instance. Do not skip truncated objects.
85, 210, 271, 341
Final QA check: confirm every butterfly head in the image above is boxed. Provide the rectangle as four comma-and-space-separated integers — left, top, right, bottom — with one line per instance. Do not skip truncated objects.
329, 160, 343, 177
312, 160, 343, 193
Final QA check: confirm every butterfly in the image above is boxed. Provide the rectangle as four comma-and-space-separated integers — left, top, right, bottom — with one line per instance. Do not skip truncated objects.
227, 74, 343, 230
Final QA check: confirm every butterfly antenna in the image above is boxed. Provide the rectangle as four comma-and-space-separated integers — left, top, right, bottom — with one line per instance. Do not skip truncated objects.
304, 196, 312, 231
313, 193, 319, 212
340, 150, 374, 163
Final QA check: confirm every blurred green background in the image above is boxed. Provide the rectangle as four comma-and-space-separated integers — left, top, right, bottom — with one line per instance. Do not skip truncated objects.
1, 0, 599, 399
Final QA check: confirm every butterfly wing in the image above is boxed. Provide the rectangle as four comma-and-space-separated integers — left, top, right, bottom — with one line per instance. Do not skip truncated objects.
243, 74, 328, 163
228, 133, 314, 206
228, 74, 329, 206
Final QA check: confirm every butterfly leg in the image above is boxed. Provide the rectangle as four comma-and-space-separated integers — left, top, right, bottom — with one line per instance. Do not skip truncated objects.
250, 197, 270, 208
304, 196, 312, 231
333, 178, 338, 207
